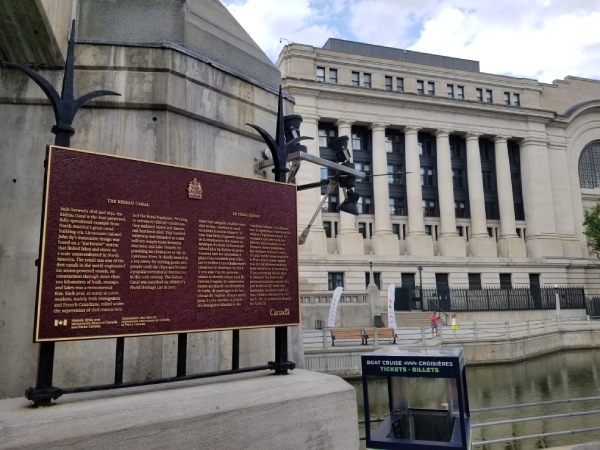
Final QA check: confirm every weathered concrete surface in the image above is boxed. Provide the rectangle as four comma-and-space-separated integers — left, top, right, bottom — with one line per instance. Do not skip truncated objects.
0, 370, 359, 450
0, 1, 305, 400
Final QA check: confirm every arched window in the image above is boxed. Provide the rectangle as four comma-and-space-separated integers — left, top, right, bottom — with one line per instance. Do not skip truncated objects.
579, 141, 600, 188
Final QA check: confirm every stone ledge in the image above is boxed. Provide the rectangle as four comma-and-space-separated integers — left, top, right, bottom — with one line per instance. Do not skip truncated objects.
0, 369, 359, 450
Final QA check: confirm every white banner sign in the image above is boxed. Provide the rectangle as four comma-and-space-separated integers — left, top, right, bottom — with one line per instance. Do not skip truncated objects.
387, 284, 397, 330
327, 287, 344, 327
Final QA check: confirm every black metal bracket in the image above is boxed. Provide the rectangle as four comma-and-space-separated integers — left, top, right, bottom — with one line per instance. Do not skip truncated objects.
1, 19, 120, 147
2, 20, 120, 406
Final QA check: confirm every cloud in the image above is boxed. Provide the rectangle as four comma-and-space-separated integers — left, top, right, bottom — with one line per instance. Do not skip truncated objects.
223, 0, 339, 61
222, 0, 600, 82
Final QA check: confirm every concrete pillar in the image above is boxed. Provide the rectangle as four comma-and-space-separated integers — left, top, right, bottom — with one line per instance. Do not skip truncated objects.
294, 114, 327, 254
465, 133, 496, 256
520, 137, 564, 257
494, 136, 526, 257
371, 123, 398, 255
336, 119, 363, 254
405, 126, 433, 256
548, 142, 583, 257
436, 130, 465, 256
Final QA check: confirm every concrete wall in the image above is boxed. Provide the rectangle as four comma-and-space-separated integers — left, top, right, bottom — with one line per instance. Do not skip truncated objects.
0, 370, 360, 450
0, 1, 305, 400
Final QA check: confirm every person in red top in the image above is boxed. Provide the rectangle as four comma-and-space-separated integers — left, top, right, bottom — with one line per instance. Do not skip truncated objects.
430, 312, 440, 337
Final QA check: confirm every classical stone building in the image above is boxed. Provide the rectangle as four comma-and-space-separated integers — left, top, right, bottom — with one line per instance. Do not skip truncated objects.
278, 39, 600, 306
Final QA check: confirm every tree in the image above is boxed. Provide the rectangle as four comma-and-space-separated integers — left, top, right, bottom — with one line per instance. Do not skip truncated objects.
583, 204, 600, 257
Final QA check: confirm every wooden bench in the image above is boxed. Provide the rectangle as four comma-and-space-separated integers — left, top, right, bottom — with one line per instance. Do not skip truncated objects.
363, 327, 398, 344
330, 328, 367, 346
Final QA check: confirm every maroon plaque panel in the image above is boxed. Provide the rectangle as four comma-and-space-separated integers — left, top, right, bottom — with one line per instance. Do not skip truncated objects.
35, 146, 299, 341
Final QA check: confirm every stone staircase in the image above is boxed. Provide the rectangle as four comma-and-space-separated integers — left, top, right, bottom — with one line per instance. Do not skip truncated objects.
381, 311, 431, 328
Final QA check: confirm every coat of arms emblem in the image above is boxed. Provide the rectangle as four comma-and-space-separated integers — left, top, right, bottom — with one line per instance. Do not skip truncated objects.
187, 178, 203, 199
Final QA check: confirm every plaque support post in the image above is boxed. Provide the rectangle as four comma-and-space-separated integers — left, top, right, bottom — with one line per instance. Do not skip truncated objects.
247, 88, 312, 375
3, 20, 120, 406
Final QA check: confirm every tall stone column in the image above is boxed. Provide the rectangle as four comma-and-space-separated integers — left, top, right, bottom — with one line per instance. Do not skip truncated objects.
520, 137, 563, 257
495, 136, 526, 257
436, 130, 465, 256
548, 142, 582, 257
336, 119, 363, 255
465, 133, 496, 256
371, 123, 398, 255
294, 114, 327, 254
405, 126, 433, 256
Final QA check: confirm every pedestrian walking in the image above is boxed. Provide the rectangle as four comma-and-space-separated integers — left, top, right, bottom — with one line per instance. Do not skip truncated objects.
430, 311, 440, 337
451, 313, 458, 338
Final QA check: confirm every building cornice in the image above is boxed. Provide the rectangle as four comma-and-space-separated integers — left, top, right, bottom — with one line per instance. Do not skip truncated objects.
282, 79, 554, 125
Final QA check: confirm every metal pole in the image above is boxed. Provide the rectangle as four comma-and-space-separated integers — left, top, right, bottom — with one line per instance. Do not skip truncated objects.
418, 266, 423, 310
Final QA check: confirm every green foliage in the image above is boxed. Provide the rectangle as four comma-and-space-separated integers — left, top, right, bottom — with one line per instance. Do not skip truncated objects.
583, 204, 600, 257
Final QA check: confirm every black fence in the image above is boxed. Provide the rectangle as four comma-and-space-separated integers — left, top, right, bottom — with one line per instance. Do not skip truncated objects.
586, 297, 600, 317
395, 286, 586, 313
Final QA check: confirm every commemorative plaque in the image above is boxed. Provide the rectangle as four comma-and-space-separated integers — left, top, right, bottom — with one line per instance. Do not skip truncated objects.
35, 146, 299, 341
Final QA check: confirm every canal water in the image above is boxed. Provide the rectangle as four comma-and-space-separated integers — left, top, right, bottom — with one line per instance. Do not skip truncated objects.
350, 348, 600, 449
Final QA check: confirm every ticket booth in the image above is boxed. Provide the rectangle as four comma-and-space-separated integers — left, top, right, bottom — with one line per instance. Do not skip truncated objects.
361, 347, 470, 449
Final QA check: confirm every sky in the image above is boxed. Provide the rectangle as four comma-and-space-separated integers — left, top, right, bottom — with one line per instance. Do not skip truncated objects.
222, 0, 600, 83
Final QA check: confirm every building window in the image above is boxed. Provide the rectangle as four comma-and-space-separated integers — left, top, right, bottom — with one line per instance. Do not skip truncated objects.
385, 76, 393, 91
417, 80, 424, 95
419, 138, 435, 156
421, 167, 435, 187
316, 66, 325, 82
318, 126, 336, 148
480, 144, 494, 161
468, 273, 482, 290
323, 221, 332, 238
578, 141, 600, 187
352, 132, 362, 151
364, 73, 372, 88
504, 92, 511, 105
455, 201, 467, 218
423, 199, 437, 217
500, 274, 512, 290
457, 85, 464, 100
322, 194, 338, 212
482, 170, 495, 190
354, 162, 370, 182
427, 81, 435, 96
358, 196, 372, 214
476, 88, 483, 102
450, 136, 465, 159
366, 272, 382, 289
397, 77, 404, 92
392, 224, 400, 236
358, 222, 367, 239
457, 226, 464, 237
389, 198, 405, 215
486, 89, 493, 103
352, 71, 360, 86
513, 93, 520, 107
328, 272, 344, 290
388, 164, 404, 184
320, 167, 328, 180
425, 224, 433, 235
329, 68, 338, 84
452, 169, 465, 188
485, 201, 499, 220
447, 84, 454, 98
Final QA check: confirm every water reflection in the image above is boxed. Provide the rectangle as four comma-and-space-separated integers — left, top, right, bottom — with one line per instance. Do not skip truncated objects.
350, 349, 600, 449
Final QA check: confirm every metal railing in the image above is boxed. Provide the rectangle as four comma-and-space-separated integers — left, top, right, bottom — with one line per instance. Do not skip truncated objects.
472, 396, 600, 447
303, 317, 600, 349
418, 286, 586, 312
